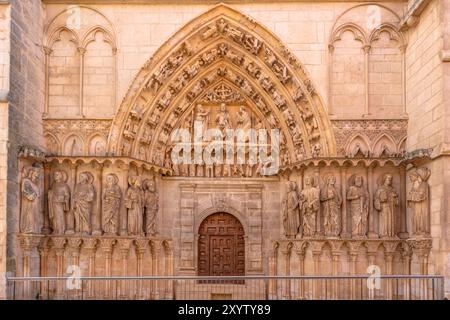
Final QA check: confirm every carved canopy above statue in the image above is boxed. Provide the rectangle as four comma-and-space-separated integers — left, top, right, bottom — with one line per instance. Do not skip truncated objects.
107, 4, 336, 168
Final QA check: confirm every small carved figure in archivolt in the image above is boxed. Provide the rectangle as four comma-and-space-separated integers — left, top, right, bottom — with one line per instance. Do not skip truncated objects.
282, 181, 300, 238
374, 174, 399, 238
321, 175, 342, 237
125, 176, 144, 236
102, 173, 122, 235
73, 171, 95, 235
48, 170, 70, 235
300, 176, 320, 237
20, 166, 41, 234
347, 174, 369, 238
407, 167, 431, 237
143, 178, 159, 236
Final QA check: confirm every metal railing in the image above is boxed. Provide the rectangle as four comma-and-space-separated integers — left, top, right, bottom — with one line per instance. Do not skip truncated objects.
6, 275, 445, 300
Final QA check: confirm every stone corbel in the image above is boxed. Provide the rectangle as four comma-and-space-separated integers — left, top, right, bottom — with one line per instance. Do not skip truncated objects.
439, 50, 450, 62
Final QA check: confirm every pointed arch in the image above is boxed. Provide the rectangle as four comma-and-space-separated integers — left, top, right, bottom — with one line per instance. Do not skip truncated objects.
373, 133, 397, 157
107, 4, 336, 165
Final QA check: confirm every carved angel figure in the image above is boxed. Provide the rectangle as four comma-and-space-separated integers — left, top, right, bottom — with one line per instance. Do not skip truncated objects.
73, 172, 95, 235
20, 166, 41, 234
347, 175, 369, 238
125, 176, 144, 236
374, 174, 399, 238
407, 168, 431, 237
282, 181, 300, 238
48, 170, 71, 235
102, 174, 122, 235
300, 176, 320, 237
321, 176, 342, 237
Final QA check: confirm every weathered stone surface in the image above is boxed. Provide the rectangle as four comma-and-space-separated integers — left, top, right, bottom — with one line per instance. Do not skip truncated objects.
0, 1, 449, 300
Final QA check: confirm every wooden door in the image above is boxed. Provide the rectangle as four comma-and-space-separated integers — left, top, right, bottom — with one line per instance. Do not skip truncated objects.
198, 213, 245, 277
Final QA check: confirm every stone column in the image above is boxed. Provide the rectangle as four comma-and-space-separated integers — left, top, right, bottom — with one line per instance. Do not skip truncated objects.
340, 167, 349, 238
38, 239, 50, 299
367, 165, 377, 238
401, 245, 412, 300
118, 239, 132, 299
363, 44, 371, 116
330, 241, 342, 300
92, 163, 103, 236
99, 238, 115, 299
66, 163, 78, 235
18, 235, 41, 299
119, 163, 129, 236
163, 241, 174, 299
295, 242, 306, 299
268, 242, 279, 299
348, 243, 359, 300
135, 239, 148, 299
314, 168, 322, 236
366, 241, 379, 300
311, 241, 323, 299
281, 242, 292, 300
67, 238, 82, 299
400, 45, 407, 115
83, 238, 97, 299
42, 46, 53, 118
41, 164, 51, 234
78, 47, 86, 117
383, 242, 397, 300
398, 166, 408, 238
409, 239, 432, 299
328, 44, 334, 116
52, 237, 66, 300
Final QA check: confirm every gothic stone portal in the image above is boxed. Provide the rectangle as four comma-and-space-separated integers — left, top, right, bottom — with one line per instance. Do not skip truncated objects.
198, 213, 245, 277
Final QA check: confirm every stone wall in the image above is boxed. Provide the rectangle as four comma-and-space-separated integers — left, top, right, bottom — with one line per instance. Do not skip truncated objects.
5, 0, 46, 298
403, 0, 450, 294
0, 1, 10, 299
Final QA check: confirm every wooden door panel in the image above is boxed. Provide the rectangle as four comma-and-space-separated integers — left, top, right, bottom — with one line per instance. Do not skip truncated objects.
198, 212, 245, 278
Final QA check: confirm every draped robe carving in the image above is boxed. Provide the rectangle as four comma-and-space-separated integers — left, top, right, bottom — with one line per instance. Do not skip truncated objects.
300, 176, 320, 237
125, 176, 144, 236
282, 181, 300, 238
102, 174, 122, 235
347, 175, 369, 238
321, 176, 342, 237
407, 168, 430, 237
73, 172, 95, 235
374, 174, 398, 238
48, 170, 70, 235
20, 167, 41, 234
